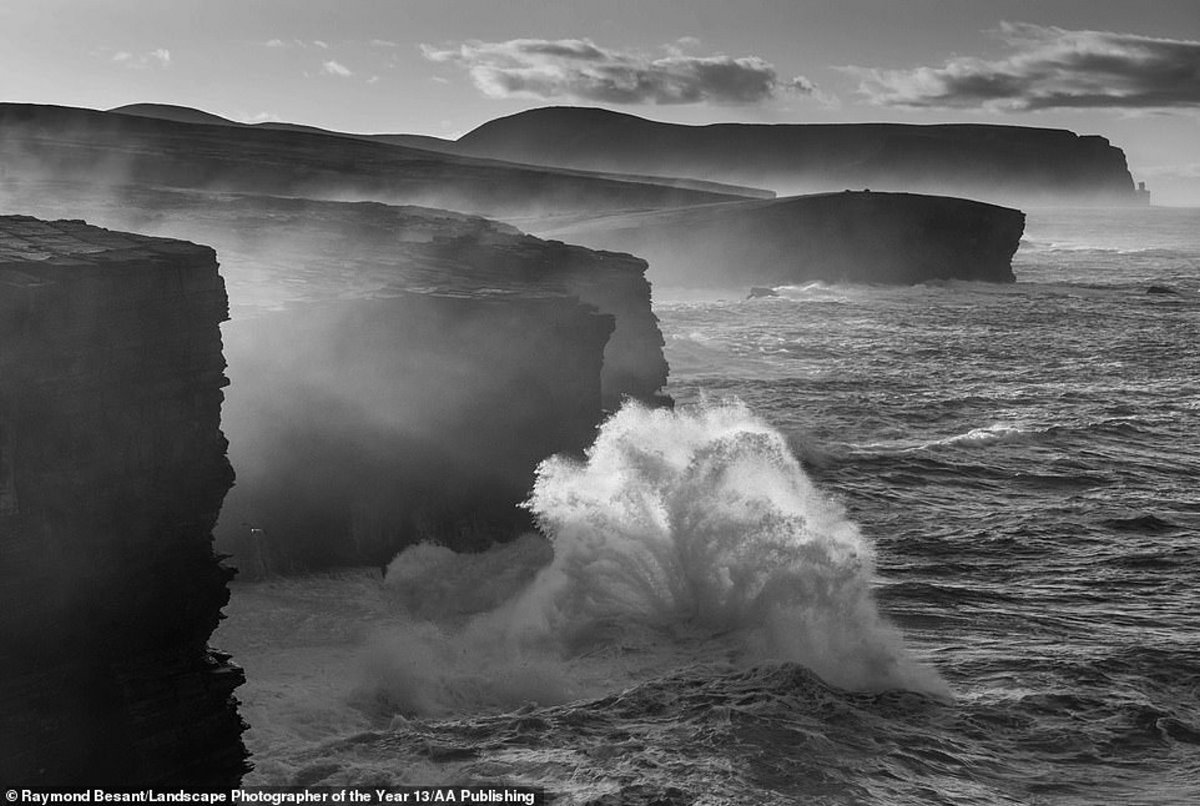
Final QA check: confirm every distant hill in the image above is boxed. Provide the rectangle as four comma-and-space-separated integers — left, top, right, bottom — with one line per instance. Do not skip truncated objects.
453, 106, 1139, 206
102, 103, 771, 199
109, 103, 240, 127
2, 103, 749, 217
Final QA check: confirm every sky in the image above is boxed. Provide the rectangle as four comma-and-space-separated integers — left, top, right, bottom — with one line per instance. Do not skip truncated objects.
2, 0, 1198, 204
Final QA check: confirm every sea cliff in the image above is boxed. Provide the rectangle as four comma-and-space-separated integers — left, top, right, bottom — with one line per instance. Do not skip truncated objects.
0, 216, 244, 786
539, 191, 1026, 286
0, 182, 670, 410
455, 107, 1139, 206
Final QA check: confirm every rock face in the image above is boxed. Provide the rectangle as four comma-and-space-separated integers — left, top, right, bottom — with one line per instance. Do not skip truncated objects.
0, 103, 747, 217
0, 216, 244, 785
189, 199, 659, 571
454, 106, 1139, 206
222, 292, 614, 571
539, 191, 1026, 286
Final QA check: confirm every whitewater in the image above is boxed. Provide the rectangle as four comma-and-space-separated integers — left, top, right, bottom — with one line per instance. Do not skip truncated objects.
215, 207, 1200, 804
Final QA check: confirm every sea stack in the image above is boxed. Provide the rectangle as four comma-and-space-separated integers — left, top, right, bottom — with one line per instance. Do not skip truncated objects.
0, 216, 244, 786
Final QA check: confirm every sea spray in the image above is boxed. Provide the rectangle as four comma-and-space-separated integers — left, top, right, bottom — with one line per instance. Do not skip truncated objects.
519, 401, 947, 694
360, 400, 948, 717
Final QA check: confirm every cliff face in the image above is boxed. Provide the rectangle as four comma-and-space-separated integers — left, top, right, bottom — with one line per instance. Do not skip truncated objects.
222, 292, 613, 571
418, 234, 669, 408
0, 216, 244, 785
200, 206, 656, 570
454, 107, 1138, 206
539, 192, 1026, 286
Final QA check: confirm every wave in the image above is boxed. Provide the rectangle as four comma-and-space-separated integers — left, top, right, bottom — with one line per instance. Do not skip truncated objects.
1019, 239, 1190, 259
927, 423, 1038, 449
849, 416, 1151, 457
360, 400, 948, 717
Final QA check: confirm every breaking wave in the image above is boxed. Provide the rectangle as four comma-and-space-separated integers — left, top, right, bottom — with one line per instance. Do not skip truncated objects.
360, 401, 947, 717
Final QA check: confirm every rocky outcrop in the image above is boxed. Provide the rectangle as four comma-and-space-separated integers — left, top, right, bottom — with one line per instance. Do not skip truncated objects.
539, 191, 1026, 286
0, 216, 244, 785
0, 103, 748, 217
453, 106, 1139, 206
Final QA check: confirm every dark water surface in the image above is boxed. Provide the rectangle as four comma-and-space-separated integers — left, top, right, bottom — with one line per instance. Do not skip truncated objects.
218, 207, 1200, 804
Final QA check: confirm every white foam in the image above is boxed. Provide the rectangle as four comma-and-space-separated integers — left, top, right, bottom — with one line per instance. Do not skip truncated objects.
359, 400, 949, 717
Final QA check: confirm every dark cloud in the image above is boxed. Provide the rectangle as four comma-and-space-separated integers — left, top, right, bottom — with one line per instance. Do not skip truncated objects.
849, 22, 1200, 111
421, 38, 816, 105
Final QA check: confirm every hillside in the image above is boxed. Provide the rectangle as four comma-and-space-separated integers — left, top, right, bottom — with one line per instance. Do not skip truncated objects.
1, 103, 747, 218
454, 106, 1138, 206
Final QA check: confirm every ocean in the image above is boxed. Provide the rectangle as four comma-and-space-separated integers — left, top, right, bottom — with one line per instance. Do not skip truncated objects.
214, 206, 1200, 804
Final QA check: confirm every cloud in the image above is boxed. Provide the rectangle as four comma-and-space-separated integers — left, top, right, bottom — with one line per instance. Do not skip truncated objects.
420, 37, 817, 105
849, 22, 1200, 111
262, 39, 332, 50
112, 48, 171, 69
321, 60, 353, 77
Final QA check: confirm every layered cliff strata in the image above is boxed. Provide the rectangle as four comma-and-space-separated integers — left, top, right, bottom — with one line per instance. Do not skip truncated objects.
539, 191, 1026, 286
0, 216, 244, 785
453, 107, 1139, 206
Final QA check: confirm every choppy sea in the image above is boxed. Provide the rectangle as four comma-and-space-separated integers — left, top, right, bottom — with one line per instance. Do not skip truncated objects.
215, 206, 1200, 805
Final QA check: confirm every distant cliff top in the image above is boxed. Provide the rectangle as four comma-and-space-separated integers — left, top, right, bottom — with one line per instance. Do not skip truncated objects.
454, 106, 1137, 206
0, 214, 211, 271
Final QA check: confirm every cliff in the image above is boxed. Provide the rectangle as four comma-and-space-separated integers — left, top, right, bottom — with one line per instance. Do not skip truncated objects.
188, 196, 661, 570
454, 106, 1138, 206
0, 103, 749, 217
0, 180, 669, 572
538, 191, 1026, 286
0, 216, 244, 785
222, 291, 614, 571
0, 180, 670, 409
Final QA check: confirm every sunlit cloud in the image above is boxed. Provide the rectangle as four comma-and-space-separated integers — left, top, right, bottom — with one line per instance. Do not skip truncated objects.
321, 60, 353, 78
262, 39, 333, 50
421, 37, 818, 105
848, 23, 1200, 111
112, 48, 171, 69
